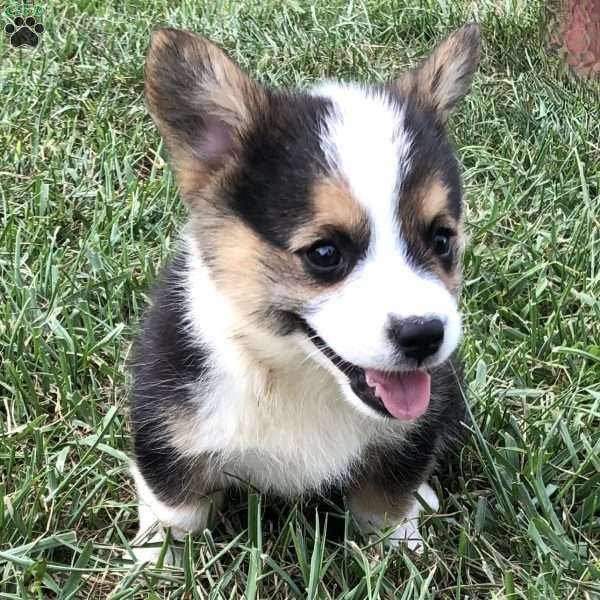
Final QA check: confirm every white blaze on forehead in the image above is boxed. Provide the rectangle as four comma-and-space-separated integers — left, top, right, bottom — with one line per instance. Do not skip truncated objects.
313, 81, 412, 247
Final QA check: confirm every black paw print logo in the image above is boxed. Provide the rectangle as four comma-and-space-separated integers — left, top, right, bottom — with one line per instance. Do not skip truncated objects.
4, 16, 44, 48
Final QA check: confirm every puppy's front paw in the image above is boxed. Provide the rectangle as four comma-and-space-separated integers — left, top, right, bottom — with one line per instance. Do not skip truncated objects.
389, 518, 424, 553
130, 544, 162, 564
416, 482, 439, 512
389, 483, 439, 554
348, 481, 440, 554
130, 542, 182, 566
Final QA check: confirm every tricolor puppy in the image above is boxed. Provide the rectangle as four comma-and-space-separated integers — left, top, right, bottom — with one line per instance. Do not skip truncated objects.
129, 24, 480, 562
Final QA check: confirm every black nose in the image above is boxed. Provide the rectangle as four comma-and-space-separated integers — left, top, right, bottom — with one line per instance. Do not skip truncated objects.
388, 317, 444, 362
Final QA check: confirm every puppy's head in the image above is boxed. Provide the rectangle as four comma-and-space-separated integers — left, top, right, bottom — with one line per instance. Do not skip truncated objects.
145, 25, 480, 421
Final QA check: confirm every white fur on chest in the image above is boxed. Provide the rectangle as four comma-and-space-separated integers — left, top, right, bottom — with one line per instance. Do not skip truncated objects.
198, 360, 385, 495
175, 234, 404, 496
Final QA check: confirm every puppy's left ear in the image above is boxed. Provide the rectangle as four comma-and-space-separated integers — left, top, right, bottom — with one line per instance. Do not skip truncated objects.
395, 23, 480, 125
145, 28, 267, 202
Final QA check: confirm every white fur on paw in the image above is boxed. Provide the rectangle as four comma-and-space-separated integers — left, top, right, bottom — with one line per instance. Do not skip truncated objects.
388, 484, 439, 554
416, 483, 439, 512
130, 544, 162, 564
130, 526, 182, 566
390, 518, 424, 553
130, 543, 181, 565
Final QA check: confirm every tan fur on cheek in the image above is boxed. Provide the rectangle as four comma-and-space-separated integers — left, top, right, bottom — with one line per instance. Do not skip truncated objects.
210, 221, 267, 306
203, 219, 321, 318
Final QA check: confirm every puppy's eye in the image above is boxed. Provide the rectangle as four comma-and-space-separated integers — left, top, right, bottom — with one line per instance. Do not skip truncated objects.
432, 228, 454, 258
305, 241, 342, 272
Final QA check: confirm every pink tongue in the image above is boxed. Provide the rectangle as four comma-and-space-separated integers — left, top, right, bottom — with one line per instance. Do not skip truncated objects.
364, 369, 431, 421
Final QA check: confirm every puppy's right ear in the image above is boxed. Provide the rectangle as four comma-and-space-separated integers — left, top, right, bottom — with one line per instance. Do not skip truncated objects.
394, 24, 480, 126
145, 29, 266, 201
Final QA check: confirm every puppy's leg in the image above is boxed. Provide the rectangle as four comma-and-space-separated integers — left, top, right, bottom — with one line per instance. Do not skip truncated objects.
131, 464, 223, 564
348, 481, 439, 553
388, 483, 439, 551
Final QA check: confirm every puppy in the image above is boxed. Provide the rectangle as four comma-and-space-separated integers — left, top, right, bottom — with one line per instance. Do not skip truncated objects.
129, 24, 479, 562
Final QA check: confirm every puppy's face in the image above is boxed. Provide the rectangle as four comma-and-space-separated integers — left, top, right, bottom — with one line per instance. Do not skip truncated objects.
146, 25, 479, 421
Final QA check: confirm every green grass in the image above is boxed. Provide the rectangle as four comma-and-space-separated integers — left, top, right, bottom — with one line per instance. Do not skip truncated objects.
1, 0, 599, 597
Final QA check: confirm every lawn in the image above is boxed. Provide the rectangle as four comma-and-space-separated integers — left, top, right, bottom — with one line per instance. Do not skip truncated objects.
1, 0, 599, 598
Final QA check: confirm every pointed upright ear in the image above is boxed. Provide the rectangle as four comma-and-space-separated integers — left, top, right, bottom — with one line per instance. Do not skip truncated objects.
145, 28, 266, 200
395, 23, 480, 125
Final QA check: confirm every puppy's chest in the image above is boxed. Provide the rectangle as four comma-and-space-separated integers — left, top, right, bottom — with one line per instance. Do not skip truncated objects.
190, 367, 387, 496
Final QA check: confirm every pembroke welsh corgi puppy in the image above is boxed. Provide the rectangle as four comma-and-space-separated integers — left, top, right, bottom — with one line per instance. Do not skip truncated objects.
129, 23, 480, 562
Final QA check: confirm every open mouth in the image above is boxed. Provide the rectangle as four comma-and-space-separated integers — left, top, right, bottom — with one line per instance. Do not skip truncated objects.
299, 320, 431, 421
